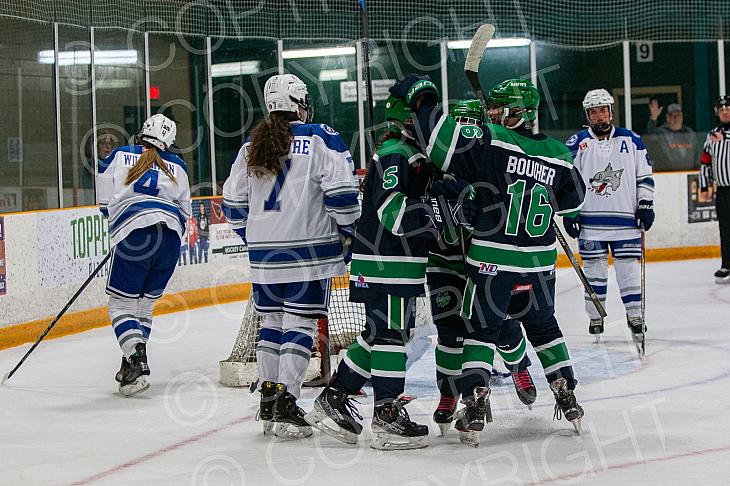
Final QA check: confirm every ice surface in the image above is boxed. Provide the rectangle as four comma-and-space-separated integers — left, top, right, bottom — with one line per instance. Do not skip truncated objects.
1, 259, 729, 485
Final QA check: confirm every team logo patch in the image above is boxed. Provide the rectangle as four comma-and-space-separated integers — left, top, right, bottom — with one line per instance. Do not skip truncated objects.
435, 291, 451, 308
479, 263, 498, 275
589, 162, 624, 197
321, 124, 339, 135
460, 125, 484, 139
354, 273, 369, 288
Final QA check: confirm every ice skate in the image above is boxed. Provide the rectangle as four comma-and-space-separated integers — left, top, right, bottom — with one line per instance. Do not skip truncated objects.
115, 357, 130, 383
589, 318, 604, 343
432, 395, 457, 436
550, 378, 583, 433
272, 386, 313, 440
305, 383, 363, 445
454, 386, 492, 447
257, 380, 278, 435
715, 268, 730, 284
627, 316, 646, 357
119, 343, 150, 397
511, 368, 537, 409
371, 396, 429, 450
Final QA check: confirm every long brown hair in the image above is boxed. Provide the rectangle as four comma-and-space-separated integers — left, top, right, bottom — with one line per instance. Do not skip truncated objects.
248, 112, 294, 178
125, 144, 177, 185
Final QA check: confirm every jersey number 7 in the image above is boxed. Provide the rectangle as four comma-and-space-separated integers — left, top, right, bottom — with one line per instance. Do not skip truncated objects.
263, 159, 292, 211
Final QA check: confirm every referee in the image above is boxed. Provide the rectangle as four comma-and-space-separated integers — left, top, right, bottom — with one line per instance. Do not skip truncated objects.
700, 95, 730, 283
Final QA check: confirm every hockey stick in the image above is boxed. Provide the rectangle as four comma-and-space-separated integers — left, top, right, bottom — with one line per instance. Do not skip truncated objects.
2, 252, 112, 384
359, 0, 375, 157
638, 227, 646, 357
464, 23, 607, 319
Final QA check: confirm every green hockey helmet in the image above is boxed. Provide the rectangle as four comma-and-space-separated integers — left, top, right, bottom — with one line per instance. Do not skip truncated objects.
384, 95, 414, 136
487, 79, 540, 127
450, 99, 484, 125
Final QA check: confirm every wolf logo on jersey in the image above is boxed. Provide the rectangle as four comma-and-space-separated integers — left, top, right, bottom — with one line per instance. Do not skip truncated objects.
589, 163, 624, 196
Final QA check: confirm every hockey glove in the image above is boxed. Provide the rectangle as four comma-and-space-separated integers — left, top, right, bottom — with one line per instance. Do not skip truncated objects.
422, 195, 475, 241
429, 176, 470, 199
389, 74, 440, 109
562, 215, 581, 239
636, 200, 655, 230
233, 227, 247, 245
338, 224, 357, 265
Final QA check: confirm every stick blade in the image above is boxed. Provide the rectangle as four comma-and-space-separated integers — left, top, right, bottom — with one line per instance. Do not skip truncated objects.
465, 24, 495, 73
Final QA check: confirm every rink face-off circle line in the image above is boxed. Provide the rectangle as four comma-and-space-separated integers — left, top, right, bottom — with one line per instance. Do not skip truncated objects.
66, 415, 253, 486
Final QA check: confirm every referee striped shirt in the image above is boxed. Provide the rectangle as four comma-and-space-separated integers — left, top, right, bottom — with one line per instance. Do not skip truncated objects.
700, 126, 730, 188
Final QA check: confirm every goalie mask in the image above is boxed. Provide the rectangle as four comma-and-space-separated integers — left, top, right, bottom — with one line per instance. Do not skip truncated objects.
264, 74, 313, 123
582, 89, 614, 135
138, 114, 176, 151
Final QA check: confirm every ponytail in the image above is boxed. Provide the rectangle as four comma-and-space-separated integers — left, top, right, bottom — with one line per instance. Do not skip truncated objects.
248, 112, 294, 178
125, 145, 177, 186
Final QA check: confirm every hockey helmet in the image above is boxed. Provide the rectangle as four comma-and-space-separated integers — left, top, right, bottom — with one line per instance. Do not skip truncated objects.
582, 88, 614, 133
264, 74, 313, 123
384, 95, 414, 137
450, 99, 484, 125
487, 79, 540, 127
139, 114, 176, 151
715, 95, 730, 114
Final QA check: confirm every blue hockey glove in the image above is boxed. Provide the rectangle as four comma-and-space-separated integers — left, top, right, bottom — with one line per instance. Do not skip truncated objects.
636, 200, 654, 230
338, 224, 357, 264
389, 74, 440, 108
562, 215, 581, 239
233, 227, 247, 245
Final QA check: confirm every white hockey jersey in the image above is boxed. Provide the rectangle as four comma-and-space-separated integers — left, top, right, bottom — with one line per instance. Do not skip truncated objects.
97, 145, 192, 246
222, 122, 361, 284
566, 127, 655, 241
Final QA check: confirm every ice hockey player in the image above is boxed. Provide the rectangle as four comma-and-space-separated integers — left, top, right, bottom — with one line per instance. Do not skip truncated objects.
222, 74, 360, 439
427, 100, 537, 437
564, 89, 655, 343
390, 75, 587, 444
306, 95, 472, 450
700, 95, 730, 284
96, 114, 191, 397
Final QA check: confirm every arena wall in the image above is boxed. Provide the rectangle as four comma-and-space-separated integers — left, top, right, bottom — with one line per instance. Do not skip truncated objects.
0, 172, 721, 349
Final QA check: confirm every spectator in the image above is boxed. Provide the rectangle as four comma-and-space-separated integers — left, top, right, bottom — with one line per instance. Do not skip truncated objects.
196, 202, 210, 263
187, 214, 198, 264
645, 100, 700, 171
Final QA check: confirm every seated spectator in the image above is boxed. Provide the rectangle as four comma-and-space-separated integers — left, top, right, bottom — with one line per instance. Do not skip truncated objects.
645, 100, 700, 171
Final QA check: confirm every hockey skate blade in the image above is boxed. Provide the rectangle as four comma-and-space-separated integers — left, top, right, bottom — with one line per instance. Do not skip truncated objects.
370, 427, 430, 451
119, 376, 150, 397
436, 421, 452, 437
262, 420, 275, 436
273, 422, 313, 440
571, 418, 582, 435
715, 276, 730, 285
458, 430, 480, 448
304, 406, 358, 445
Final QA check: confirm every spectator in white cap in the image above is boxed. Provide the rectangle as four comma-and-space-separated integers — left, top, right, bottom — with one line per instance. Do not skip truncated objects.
645, 100, 700, 170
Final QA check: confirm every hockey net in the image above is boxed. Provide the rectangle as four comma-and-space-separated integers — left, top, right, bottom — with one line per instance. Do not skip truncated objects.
219, 274, 366, 387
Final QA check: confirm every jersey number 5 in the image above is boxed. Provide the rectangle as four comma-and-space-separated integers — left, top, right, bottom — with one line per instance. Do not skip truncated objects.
505, 180, 552, 238
382, 166, 399, 190
133, 170, 159, 196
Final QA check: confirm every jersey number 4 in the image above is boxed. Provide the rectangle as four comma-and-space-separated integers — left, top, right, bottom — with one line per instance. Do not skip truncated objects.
133, 170, 159, 197
505, 180, 552, 238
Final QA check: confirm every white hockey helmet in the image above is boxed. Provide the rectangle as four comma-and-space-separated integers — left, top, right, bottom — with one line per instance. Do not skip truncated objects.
139, 114, 176, 151
264, 74, 313, 122
582, 89, 614, 114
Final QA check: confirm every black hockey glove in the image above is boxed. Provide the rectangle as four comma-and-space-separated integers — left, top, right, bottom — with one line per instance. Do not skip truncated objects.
422, 195, 474, 240
562, 215, 581, 239
338, 224, 357, 264
429, 176, 470, 199
635, 200, 654, 230
389, 74, 440, 109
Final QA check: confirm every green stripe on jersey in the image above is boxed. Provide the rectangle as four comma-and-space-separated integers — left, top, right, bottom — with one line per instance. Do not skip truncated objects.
468, 241, 557, 269
488, 124, 574, 166
350, 256, 428, 280
427, 253, 465, 273
377, 192, 406, 235
461, 278, 476, 319
426, 115, 459, 171
388, 295, 404, 330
